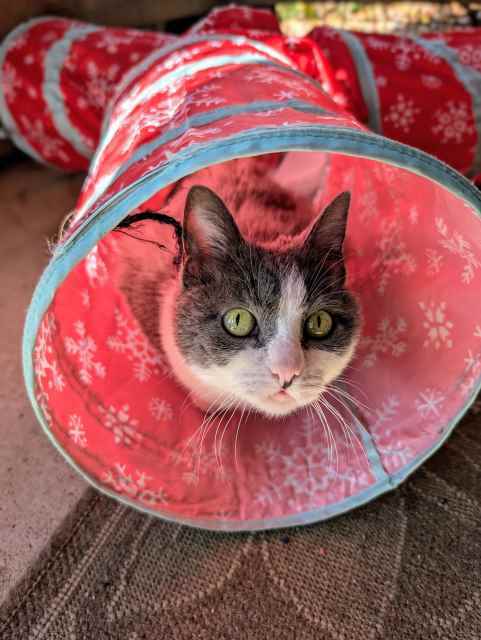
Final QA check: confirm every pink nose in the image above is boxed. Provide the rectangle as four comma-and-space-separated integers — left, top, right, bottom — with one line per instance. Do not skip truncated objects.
270, 363, 301, 389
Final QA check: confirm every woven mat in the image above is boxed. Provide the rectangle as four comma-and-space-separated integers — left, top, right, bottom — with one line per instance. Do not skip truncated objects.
1, 407, 481, 639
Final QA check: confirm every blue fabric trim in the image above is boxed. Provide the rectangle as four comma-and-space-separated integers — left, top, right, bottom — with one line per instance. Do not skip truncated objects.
0, 17, 55, 165
93, 54, 327, 177
355, 417, 390, 483
43, 24, 98, 159
337, 30, 382, 133
102, 32, 295, 134
105, 99, 342, 197
23, 124, 481, 531
415, 37, 481, 178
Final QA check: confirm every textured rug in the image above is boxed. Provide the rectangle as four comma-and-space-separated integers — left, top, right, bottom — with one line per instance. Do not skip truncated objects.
1, 404, 481, 640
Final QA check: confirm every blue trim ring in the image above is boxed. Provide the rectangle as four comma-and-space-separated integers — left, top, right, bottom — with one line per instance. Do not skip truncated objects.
78, 100, 361, 222
23, 124, 481, 532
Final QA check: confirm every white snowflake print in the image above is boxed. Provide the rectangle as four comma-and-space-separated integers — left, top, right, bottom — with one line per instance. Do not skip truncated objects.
358, 189, 379, 222
149, 398, 173, 422
377, 441, 413, 472
435, 218, 481, 284
94, 31, 136, 54
19, 116, 69, 162
409, 206, 419, 225
191, 84, 226, 107
415, 389, 445, 418
421, 74, 442, 90
100, 404, 142, 447
371, 396, 400, 440
41, 31, 57, 44
475, 325, 481, 338
465, 350, 481, 374
394, 39, 423, 71
77, 97, 88, 110
419, 301, 453, 350
393, 37, 440, 71
34, 314, 65, 392
85, 246, 108, 286
254, 416, 370, 514
64, 320, 106, 385
432, 101, 474, 144
426, 248, 444, 275
162, 49, 196, 72
171, 444, 233, 486
167, 127, 223, 154
68, 414, 87, 448
274, 89, 298, 101
384, 94, 420, 133
36, 390, 52, 426
361, 317, 408, 368
9, 31, 28, 50
376, 76, 387, 88
107, 308, 166, 382
81, 290, 90, 308
2, 62, 22, 101
243, 68, 279, 85
457, 44, 481, 72
103, 463, 166, 505
372, 219, 416, 295
367, 36, 390, 51
255, 440, 284, 465
85, 60, 119, 110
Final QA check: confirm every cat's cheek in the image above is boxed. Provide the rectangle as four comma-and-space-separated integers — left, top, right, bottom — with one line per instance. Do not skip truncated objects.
306, 338, 359, 387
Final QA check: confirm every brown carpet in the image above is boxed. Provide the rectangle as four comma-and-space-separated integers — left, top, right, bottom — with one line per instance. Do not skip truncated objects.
1, 403, 481, 640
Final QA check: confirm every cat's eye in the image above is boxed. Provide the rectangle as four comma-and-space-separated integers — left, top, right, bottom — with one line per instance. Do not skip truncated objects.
305, 310, 333, 339
222, 308, 256, 337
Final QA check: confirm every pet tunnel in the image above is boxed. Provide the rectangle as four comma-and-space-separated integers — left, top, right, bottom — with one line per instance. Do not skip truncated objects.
4, 13, 481, 531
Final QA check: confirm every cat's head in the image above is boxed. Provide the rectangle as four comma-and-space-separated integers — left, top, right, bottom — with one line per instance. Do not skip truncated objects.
171, 185, 361, 417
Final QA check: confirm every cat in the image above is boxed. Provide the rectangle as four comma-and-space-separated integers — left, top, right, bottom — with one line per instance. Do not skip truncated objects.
156, 181, 361, 418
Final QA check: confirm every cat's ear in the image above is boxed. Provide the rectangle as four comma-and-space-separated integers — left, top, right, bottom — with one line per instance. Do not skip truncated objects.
305, 191, 350, 254
300, 191, 351, 284
182, 185, 242, 283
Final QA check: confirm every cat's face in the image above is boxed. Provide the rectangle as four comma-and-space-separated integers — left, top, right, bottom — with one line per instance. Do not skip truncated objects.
172, 185, 361, 417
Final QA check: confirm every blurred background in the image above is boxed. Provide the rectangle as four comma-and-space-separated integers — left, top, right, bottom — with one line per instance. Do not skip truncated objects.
0, 1, 479, 36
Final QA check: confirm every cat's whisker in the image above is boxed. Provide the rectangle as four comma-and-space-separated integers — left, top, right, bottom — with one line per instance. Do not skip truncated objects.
182, 390, 230, 457
328, 383, 373, 415
218, 401, 242, 477
325, 390, 370, 454
213, 398, 237, 471
312, 400, 338, 474
334, 375, 368, 398
234, 404, 249, 472
194, 400, 232, 478
319, 394, 368, 468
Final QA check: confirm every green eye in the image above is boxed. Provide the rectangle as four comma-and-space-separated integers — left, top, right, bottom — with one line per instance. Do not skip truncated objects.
222, 308, 256, 337
305, 310, 333, 339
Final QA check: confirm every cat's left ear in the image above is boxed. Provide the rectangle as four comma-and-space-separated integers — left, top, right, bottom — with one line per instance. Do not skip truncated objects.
304, 191, 350, 254
300, 191, 351, 282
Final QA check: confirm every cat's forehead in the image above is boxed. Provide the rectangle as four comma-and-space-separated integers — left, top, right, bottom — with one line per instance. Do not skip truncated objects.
224, 244, 335, 308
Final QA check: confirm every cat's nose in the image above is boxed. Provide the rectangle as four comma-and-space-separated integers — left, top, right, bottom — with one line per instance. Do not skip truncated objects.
271, 365, 301, 389
268, 342, 304, 389
281, 376, 297, 390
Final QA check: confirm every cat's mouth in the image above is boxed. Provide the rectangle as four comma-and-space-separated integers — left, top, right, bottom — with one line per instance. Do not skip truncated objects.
271, 390, 294, 402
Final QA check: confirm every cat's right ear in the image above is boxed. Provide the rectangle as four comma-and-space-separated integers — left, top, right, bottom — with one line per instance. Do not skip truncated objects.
182, 185, 242, 285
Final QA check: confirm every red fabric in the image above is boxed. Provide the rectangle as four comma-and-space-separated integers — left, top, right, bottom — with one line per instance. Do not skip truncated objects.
2, 8, 481, 177
6, 6, 481, 527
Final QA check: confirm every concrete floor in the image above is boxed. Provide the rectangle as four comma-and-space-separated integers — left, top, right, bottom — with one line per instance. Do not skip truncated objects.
0, 160, 87, 602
